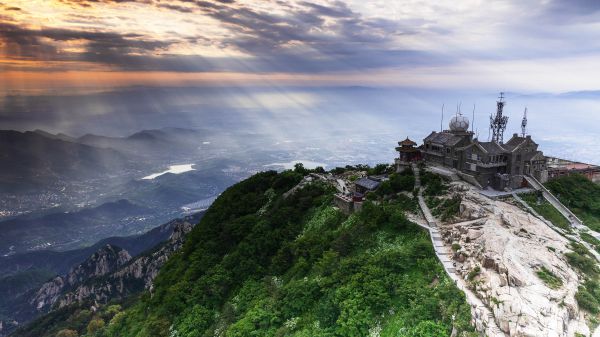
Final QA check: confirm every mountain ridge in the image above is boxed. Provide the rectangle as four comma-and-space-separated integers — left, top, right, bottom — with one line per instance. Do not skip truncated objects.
0, 213, 202, 337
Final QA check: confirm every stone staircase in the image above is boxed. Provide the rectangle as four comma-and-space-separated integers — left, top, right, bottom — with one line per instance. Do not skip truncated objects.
411, 163, 506, 336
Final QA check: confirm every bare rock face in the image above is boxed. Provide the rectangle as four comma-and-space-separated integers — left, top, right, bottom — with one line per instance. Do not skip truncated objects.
30, 244, 131, 311
441, 182, 591, 337
30, 219, 194, 313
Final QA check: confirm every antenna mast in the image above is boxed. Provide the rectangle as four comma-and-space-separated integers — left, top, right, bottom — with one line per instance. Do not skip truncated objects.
489, 92, 509, 143
521, 107, 528, 137
472, 104, 476, 133
440, 104, 444, 132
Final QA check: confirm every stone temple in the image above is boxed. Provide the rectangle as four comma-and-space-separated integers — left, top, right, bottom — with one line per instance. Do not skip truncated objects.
397, 94, 550, 190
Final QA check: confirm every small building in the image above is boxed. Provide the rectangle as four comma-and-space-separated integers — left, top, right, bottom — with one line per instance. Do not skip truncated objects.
333, 192, 366, 215
395, 137, 421, 172
354, 177, 380, 194
333, 193, 354, 215
546, 157, 600, 182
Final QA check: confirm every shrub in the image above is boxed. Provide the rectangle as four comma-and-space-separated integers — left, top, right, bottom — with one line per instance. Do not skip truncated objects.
565, 250, 599, 276
421, 172, 446, 196
536, 266, 563, 289
87, 318, 105, 335
56, 330, 78, 337
520, 192, 570, 231
467, 266, 481, 281
580, 232, 600, 247
546, 174, 600, 231
576, 286, 600, 313
389, 173, 416, 192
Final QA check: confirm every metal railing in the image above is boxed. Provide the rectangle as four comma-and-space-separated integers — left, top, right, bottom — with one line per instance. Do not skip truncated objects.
525, 174, 584, 226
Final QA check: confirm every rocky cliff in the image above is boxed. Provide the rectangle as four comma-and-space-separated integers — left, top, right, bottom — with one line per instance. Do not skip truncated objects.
57, 220, 193, 308
30, 244, 132, 311
29, 219, 194, 312
440, 181, 590, 336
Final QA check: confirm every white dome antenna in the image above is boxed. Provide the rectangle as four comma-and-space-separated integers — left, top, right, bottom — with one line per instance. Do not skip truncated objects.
449, 113, 469, 132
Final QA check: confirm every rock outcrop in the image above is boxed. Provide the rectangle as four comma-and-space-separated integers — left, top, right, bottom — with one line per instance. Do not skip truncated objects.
440, 182, 590, 337
31, 244, 131, 311
30, 219, 194, 312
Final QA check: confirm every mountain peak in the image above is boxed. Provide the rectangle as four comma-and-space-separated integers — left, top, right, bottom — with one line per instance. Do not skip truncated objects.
67, 244, 131, 283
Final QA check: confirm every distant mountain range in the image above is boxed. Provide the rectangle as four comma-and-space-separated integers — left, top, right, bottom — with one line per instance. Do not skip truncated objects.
0, 209, 202, 276
76, 127, 210, 160
0, 127, 230, 193
0, 213, 203, 337
0, 130, 138, 192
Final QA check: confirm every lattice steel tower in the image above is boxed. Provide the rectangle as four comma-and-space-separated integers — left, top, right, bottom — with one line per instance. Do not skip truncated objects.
521, 107, 528, 137
490, 92, 509, 143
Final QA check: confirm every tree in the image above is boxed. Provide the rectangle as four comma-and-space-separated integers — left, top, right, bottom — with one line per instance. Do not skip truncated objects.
403, 320, 448, 337
294, 163, 308, 174
56, 329, 78, 337
87, 318, 105, 335
368, 163, 390, 175
390, 173, 415, 192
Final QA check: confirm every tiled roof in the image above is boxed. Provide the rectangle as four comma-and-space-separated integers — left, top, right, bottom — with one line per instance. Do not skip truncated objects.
355, 177, 380, 190
424, 131, 463, 146
398, 137, 417, 146
478, 141, 507, 154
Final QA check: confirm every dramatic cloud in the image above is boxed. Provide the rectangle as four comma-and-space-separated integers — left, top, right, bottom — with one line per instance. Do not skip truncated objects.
2, 1, 600, 163
2, 0, 600, 89
1, 0, 437, 73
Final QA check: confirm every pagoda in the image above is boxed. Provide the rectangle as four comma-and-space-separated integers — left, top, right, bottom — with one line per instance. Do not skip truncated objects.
395, 137, 421, 172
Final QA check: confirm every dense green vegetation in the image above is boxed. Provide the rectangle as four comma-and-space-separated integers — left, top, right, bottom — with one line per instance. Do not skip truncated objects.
375, 168, 416, 199
427, 195, 462, 222
420, 171, 447, 197
535, 266, 563, 290
576, 280, 600, 314
12, 296, 138, 337
419, 171, 460, 222
329, 163, 395, 176
579, 232, 600, 254
581, 233, 600, 246
546, 174, 600, 231
565, 242, 599, 277
519, 192, 571, 231
543, 173, 600, 318
15, 168, 476, 337
564, 242, 600, 315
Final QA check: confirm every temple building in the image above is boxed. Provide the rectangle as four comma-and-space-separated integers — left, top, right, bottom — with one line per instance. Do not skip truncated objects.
395, 137, 421, 173
397, 94, 549, 190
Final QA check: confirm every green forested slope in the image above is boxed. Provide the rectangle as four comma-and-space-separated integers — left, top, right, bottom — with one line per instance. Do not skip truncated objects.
545, 174, 600, 231
14, 169, 474, 337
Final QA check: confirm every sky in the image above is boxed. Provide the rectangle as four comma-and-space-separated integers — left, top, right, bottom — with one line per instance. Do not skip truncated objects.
1, 0, 600, 162
3, 0, 600, 91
